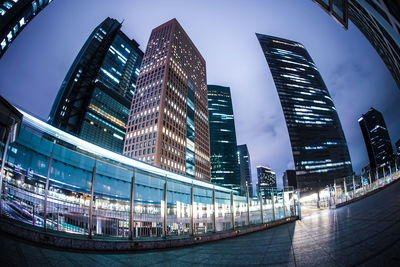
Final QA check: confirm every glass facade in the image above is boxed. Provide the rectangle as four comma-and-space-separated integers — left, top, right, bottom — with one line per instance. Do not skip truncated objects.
257, 166, 277, 190
314, 0, 400, 89
48, 17, 143, 154
314, 0, 349, 28
238, 144, 253, 196
0, 0, 53, 58
256, 33, 353, 193
207, 85, 240, 191
348, 0, 400, 89
0, 109, 298, 239
359, 107, 394, 169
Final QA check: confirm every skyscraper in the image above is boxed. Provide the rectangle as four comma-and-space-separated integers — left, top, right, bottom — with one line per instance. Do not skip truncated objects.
237, 144, 253, 196
257, 166, 277, 192
396, 139, 400, 155
123, 19, 211, 181
282, 170, 297, 189
314, 0, 400, 89
359, 107, 394, 169
48, 17, 143, 153
208, 85, 240, 190
0, 0, 53, 58
257, 33, 353, 193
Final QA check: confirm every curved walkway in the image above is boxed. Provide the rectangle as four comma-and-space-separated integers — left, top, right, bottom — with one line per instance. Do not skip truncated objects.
1, 182, 400, 266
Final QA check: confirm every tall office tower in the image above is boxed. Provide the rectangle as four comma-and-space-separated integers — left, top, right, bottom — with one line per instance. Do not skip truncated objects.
48, 17, 143, 153
257, 166, 277, 192
123, 19, 211, 181
257, 33, 353, 193
208, 85, 240, 190
359, 107, 394, 169
282, 170, 297, 189
237, 144, 253, 196
0, 0, 53, 58
314, 0, 400, 89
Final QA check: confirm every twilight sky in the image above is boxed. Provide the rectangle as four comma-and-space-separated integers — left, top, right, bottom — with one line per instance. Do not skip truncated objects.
0, 0, 399, 187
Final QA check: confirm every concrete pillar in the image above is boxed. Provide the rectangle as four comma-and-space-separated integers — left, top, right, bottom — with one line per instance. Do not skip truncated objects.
129, 170, 136, 240
213, 188, 217, 233
271, 190, 276, 221
283, 190, 287, 218
230, 191, 235, 230
344, 178, 348, 202
191, 183, 195, 236
246, 186, 250, 225
163, 177, 168, 238
43, 141, 56, 231
89, 162, 97, 239
0, 128, 10, 214
352, 175, 356, 198
368, 172, 372, 190
361, 174, 366, 195
333, 182, 337, 205
297, 191, 301, 220
259, 191, 264, 224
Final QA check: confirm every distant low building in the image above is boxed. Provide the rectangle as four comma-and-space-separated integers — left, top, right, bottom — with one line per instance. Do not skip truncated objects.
257, 166, 276, 192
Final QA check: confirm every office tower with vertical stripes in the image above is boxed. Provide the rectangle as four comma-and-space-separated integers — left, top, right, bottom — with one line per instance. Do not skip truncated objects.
208, 85, 240, 190
257, 33, 353, 193
238, 144, 253, 196
123, 19, 211, 181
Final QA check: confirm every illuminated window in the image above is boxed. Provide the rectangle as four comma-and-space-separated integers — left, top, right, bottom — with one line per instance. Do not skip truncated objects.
3, 2, 13, 9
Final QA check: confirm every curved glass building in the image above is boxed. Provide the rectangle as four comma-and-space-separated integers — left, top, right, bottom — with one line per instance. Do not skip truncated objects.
256, 33, 353, 193
0, 0, 53, 58
48, 17, 143, 153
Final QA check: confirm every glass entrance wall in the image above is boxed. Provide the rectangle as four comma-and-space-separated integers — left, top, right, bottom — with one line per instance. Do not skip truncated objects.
0, 110, 298, 240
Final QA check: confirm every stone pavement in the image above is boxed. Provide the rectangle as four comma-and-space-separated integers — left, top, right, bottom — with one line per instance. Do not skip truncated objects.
1, 181, 400, 266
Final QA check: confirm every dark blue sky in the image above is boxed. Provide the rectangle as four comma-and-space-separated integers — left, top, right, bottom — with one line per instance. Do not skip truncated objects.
0, 0, 399, 186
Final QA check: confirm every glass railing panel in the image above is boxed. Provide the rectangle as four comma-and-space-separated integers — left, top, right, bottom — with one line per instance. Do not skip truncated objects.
233, 195, 248, 228
193, 186, 213, 234
166, 179, 191, 237
215, 191, 232, 231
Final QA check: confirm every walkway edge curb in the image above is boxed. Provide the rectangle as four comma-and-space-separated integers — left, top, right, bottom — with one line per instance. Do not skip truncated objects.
0, 216, 298, 251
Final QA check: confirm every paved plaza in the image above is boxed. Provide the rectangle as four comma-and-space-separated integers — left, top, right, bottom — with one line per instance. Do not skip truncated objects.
1, 181, 400, 266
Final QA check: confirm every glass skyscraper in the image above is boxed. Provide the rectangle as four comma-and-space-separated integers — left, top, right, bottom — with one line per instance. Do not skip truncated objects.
0, 0, 53, 58
208, 85, 240, 190
123, 19, 211, 181
256, 33, 353, 193
314, 0, 400, 89
48, 17, 143, 153
237, 144, 253, 196
359, 107, 394, 169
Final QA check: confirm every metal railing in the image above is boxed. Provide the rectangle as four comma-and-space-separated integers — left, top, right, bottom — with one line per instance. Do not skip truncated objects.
0, 110, 298, 241
332, 157, 400, 206
304, 156, 400, 208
